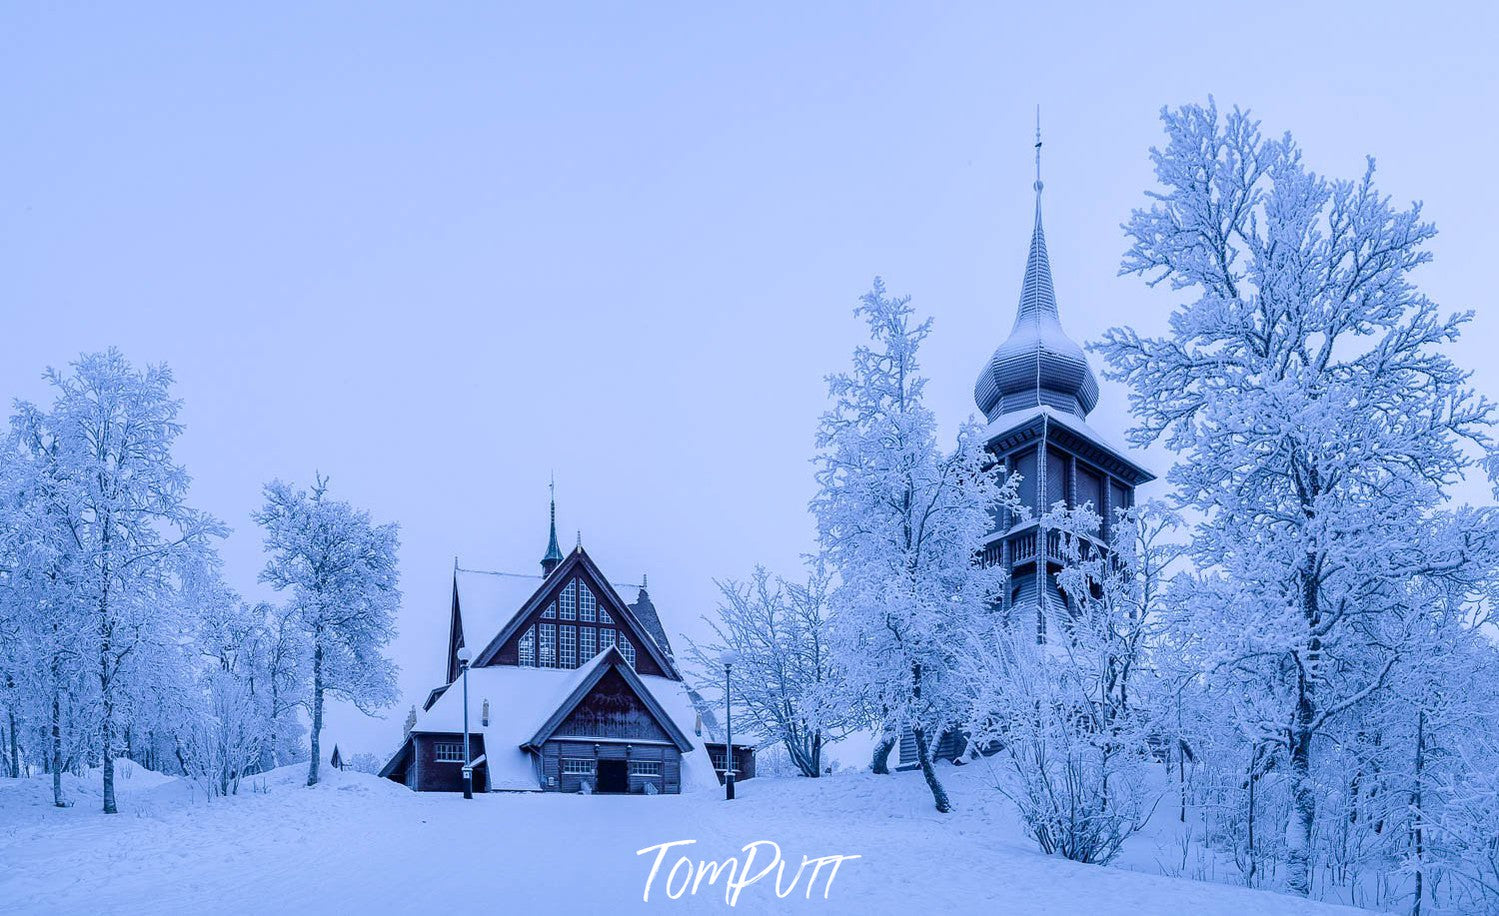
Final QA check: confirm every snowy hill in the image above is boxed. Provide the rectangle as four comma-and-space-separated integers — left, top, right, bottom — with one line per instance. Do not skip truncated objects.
0, 762, 1366, 915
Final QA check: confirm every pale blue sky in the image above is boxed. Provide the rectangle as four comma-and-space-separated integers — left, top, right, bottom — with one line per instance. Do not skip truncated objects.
4, 3, 1496, 756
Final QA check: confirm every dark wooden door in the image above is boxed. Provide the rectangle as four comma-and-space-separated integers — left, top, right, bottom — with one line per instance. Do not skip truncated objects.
597, 759, 628, 794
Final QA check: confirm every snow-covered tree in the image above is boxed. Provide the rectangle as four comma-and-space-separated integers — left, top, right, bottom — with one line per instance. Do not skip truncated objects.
812, 279, 1019, 812
9, 351, 224, 813
961, 502, 1177, 864
1100, 100, 1496, 895
254, 475, 400, 787
687, 561, 855, 778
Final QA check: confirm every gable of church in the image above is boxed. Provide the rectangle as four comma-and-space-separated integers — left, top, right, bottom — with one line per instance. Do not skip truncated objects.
472, 550, 674, 679
555, 668, 671, 742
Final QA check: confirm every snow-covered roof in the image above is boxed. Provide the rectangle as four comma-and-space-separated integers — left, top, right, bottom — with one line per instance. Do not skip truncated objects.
983, 405, 1155, 484
411, 650, 720, 792
453, 565, 647, 653
974, 188, 1100, 421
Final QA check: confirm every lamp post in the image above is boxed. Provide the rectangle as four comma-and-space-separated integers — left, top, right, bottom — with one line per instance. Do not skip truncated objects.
456, 645, 473, 800
719, 649, 741, 801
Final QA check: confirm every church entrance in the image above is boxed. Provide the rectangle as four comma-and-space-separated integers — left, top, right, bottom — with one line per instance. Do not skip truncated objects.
596, 759, 628, 794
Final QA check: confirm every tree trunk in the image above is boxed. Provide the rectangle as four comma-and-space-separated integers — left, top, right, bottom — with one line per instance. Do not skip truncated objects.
4, 705, 18, 778
870, 735, 896, 775
810, 731, 823, 777
98, 533, 117, 815
1286, 682, 1315, 896
51, 689, 64, 807
307, 641, 323, 787
1411, 709, 1425, 916
912, 726, 951, 813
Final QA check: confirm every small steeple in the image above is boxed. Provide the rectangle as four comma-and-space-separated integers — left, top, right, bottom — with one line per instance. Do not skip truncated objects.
541, 476, 564, 576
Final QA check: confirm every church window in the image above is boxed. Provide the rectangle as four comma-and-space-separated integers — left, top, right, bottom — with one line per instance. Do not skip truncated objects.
434, 742, 464, 763
519, 626, 536, 667
580, 584, 597, 622
539, 624, 557, 667
618, 634, 635, 668
599, 605, 613, 625
580, 626, 596, 660
560, 625, 578, 668
562, 758, 595, 776
559, 580, 576, 620
599, 628, 616, 652
629, 760, 661, 776
542, 601, 556, 619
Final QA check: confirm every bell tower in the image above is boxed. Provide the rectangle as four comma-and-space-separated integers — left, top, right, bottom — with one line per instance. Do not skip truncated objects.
973, 118, 1153, 638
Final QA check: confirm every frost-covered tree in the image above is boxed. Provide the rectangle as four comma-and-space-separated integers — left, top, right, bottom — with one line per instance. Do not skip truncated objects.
812, 279, 1018, 812
1101, 101, 1495, 895
961, 502, 1177, 864
688, 561, 855, 778
10, 351, 224, 813
254, 475, 400, 787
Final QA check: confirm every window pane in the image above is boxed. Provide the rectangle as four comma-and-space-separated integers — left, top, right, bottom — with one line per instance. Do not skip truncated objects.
559, 580, 577, 620
618, 634, 635, 668
519, 625, 536, 667
599, 628, 615, 651
580, 626, 596, 661
560, 625, 577, 668
542, 601, 556, 619
580, 584, 597, 622
539, 623, 557, 667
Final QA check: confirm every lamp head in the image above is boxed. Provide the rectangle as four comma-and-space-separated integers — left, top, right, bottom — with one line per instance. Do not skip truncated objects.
456, 645, 473, 666
719, 649, 741, 668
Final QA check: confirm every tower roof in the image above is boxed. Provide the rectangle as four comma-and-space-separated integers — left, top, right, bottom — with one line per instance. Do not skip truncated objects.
541, 479, 564, 574
974, 129, 1099, 421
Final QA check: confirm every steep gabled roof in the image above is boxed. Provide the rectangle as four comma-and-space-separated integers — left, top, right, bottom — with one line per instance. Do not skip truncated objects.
522, 646, 694, 753
469, 546, 681, 679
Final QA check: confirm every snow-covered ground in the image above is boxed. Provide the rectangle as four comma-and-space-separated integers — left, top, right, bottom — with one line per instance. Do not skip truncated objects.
0, 761, 1365, 915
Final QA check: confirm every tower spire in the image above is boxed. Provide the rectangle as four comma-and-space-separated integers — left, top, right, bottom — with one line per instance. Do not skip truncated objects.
971, 114, 1100, 421
541, 475, 564, 575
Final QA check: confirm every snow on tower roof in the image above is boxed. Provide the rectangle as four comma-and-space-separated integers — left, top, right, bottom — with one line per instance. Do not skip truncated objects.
974, 139, 1101, 422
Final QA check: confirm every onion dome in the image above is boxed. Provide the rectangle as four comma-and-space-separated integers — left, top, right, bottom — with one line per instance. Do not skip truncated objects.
973, 177, 1099, 421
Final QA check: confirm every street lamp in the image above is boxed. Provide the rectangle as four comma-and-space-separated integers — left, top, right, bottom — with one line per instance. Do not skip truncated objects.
719, 649, 741, 801
456, 645, 473, 800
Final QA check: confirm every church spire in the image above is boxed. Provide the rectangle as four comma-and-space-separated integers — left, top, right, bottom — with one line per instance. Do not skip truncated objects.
541, 476, 564, 576
972, 113, 1099, 421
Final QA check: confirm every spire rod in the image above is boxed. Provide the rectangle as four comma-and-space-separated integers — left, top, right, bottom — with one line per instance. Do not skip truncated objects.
1034, 104, 1043, 192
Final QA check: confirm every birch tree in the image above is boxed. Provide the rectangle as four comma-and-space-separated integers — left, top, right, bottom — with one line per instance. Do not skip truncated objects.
688, 561, 855, 777
11, 351, 224, 813
812, 279, 1018, 812
1100, 101, 1495, 895
254, 475, 400, 787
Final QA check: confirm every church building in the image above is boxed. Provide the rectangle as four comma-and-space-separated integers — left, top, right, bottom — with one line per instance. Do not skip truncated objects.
380, 497, 748, 794
901, 143, 1155, 768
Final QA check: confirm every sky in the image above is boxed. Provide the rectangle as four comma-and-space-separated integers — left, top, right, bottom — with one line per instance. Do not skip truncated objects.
3, 2, 1497, 758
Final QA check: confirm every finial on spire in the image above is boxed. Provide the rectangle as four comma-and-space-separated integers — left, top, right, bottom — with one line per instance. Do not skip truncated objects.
541, 477, 564, 575
576, 530, 582, 549
1034, 104, 1043, 193
642, 573, 648, 590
